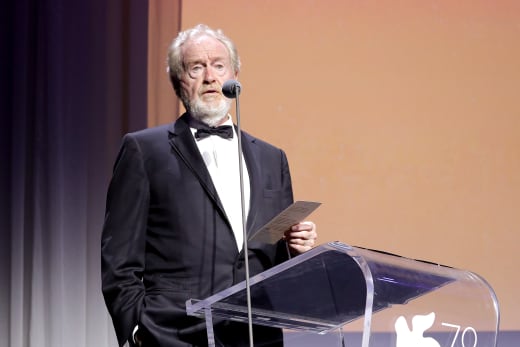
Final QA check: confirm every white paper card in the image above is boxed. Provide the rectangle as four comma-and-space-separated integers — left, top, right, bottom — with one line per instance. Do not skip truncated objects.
248, 201, 321, 244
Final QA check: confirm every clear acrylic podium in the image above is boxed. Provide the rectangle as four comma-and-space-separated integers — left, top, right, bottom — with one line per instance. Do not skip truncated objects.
186, 242, 499, 347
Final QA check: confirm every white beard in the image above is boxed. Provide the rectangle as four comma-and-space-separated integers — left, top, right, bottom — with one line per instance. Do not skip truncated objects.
188, 96, 232, 127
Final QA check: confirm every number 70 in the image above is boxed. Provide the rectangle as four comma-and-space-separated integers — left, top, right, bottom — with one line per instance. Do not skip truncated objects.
441, 322, 477, 347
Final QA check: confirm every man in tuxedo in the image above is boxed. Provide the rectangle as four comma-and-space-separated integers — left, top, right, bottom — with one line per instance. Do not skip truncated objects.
101, 24, 318, 347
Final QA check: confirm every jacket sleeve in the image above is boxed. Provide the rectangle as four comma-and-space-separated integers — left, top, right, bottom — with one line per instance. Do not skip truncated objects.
280, 149, 294, 211
101, 134, 148, 346
274, 148, 295, 264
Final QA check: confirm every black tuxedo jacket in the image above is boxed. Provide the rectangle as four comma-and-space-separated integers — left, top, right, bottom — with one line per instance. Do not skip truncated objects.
101, 113, 293, 346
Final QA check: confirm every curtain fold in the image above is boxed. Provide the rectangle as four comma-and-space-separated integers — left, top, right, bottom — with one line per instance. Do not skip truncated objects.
1, 0, 160, 346
147, 0, 182, 127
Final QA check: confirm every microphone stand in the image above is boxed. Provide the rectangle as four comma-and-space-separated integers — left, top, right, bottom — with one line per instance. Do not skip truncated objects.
233, 84, 255, 347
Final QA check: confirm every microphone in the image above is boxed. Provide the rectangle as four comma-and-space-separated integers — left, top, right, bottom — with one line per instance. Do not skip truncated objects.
222, 79, 242, 98
223, 79, 254, 347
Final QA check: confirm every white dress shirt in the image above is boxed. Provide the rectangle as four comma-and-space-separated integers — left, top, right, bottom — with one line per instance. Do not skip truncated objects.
190, 116, 250, 251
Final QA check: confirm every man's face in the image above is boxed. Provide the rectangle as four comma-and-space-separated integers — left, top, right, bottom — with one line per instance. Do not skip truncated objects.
179, 35, 237, 125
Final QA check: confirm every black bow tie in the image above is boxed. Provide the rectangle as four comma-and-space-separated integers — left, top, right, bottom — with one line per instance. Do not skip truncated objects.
194, 125, 234, 140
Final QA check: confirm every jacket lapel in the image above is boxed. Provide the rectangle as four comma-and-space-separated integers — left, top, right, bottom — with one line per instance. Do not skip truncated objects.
167, 114, 228, 221
239, 131, 262, 236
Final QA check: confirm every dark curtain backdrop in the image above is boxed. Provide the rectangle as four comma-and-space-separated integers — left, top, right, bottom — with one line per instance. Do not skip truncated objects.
1, 1, 150, 346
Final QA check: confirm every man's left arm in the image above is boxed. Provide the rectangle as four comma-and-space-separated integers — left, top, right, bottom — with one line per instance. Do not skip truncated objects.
277, 149, 318, 257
